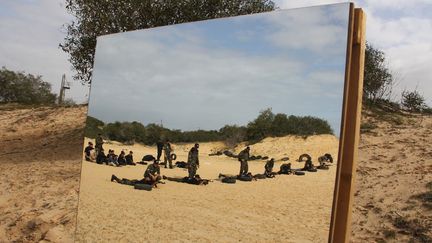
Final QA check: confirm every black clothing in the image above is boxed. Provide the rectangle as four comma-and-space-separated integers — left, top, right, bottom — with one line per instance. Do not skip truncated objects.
84, 146, 94, 156
118, 154, 126, 165
156, 141, 164, 161
125, 154, 135, 165
96, 152, 108, 164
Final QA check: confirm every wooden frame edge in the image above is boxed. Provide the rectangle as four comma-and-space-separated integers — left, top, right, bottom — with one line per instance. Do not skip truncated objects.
329, 5, 366, 243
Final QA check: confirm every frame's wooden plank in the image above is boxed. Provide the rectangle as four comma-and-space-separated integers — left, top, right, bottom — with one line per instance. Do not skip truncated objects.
329, 6, 366, 243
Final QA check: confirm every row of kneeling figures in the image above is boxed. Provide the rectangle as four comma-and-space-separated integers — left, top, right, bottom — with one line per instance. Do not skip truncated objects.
109, 143, 334, 190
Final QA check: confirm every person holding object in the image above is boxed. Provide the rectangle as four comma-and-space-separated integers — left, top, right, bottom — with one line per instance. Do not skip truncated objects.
238, 146, 250, 176
187, 143, 200, 179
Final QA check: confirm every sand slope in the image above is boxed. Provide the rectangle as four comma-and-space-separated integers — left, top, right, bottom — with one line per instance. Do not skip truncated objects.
0, 105, 86, 242
351, 111, 432, 242
1, 105, 430, 242
75, 135, 339, 242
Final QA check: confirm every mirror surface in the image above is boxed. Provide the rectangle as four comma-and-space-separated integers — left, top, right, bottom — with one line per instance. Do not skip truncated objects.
77, 3, 350, 242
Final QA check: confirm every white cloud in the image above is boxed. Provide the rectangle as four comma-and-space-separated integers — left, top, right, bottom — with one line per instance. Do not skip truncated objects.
275, 0, 432, 105
0, 0, 89, 103
88, 8, 348, 133
266, 5, 349, 55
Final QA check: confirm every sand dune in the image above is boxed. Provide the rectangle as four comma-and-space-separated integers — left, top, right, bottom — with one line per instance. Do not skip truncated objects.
351, 111, 432, 242
2, 105, 430, 242
75, 135, 339, 242
0, 105, 86, 242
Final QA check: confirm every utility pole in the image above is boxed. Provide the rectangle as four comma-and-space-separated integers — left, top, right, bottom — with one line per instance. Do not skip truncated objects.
58, 74, 70, 105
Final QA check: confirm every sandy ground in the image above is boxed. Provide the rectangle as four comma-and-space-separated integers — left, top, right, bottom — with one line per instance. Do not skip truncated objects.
351, 111, 432, 242
1, 105, 430, 242
0, 105, 86, 242
75, 136, 339, 242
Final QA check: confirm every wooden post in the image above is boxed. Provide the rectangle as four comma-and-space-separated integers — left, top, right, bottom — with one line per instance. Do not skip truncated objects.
329, 6, 366, 243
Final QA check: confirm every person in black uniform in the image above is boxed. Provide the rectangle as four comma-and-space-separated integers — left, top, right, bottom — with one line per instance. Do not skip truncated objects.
156, 140, 164, 161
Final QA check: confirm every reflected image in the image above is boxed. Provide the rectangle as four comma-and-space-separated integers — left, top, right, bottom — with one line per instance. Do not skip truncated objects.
77, 3, 351, 242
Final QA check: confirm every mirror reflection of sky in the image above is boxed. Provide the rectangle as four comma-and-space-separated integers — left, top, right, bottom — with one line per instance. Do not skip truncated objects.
88, 3, 350, 136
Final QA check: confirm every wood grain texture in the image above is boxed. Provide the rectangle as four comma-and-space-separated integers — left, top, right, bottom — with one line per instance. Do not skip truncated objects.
329, 5, 366, 243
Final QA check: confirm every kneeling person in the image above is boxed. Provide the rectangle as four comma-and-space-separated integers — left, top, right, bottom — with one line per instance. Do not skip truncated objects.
264, 158, 276, 178
111, 159, 162, 188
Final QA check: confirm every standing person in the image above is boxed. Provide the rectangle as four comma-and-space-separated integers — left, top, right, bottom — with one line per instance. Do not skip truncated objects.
95, 133, 104, 155
187, 143, 200, 179
238, 146, 250, 176
156, 140, 164, 161
163, 140, 173, 169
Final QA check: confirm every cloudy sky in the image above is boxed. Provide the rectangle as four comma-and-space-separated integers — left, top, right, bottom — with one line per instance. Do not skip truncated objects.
87, 3, 349, 134
0, 0, 431, 106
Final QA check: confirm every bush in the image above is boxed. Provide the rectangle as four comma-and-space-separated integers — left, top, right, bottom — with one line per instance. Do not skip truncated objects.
246, 108, 333, 142
84, 116, 105, 138
401, 89, 429, 112
0, 67, 57, 105
219, 125, 247, 147
87, 108, 334, 145
363, 43, 394, 103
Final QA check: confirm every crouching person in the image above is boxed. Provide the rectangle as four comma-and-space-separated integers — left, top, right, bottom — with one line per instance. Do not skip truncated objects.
264, 158, 276, 178
111, 159, 162, 188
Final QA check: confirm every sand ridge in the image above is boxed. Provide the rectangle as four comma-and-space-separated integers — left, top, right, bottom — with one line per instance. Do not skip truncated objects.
351, 112, 432, 242
0, 105, 86, 242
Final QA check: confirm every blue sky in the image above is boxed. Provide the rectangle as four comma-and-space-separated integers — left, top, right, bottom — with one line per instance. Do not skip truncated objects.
0, 0, 431, 106
87, 3, 350, 135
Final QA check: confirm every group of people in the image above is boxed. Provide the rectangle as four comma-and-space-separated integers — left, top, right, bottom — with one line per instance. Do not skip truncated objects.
84, 134, 135, 166
85, 135, 332, 190
156, 140, 175, 169
110, 142, 201, 187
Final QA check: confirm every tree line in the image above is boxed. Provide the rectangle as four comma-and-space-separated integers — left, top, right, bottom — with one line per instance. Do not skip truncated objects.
85, 108, 333, 145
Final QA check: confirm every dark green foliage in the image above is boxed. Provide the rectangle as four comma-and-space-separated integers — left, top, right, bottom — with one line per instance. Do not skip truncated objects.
0, 67, 57, 105
84, 116, 105, 138
144, 123, 170, 144
246, 108, 275, 141
363, 43, 393, 103
246, 108, 333, 142
401, 89, 429, 112
104, 121, 146, 144
86, 108, 333, 145
61, 0, 276, 84
219, 125, 247, 147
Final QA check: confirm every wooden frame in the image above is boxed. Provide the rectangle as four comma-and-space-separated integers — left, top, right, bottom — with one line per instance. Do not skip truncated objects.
329, 3, 366, 243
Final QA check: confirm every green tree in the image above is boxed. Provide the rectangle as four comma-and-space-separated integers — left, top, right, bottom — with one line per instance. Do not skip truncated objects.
219, 124, 247, 146
363, 43, 393, 103
0, 67, 57, 104
144, 123, 169, 145
271, 113, 289, 136
401, 89, 428, 112
61, 0, 276, 84
246, 108, 275, 141
84, 115, 105, 138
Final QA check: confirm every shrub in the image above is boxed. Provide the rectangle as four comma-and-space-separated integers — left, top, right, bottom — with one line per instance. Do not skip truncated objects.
0, 67, 57, 105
